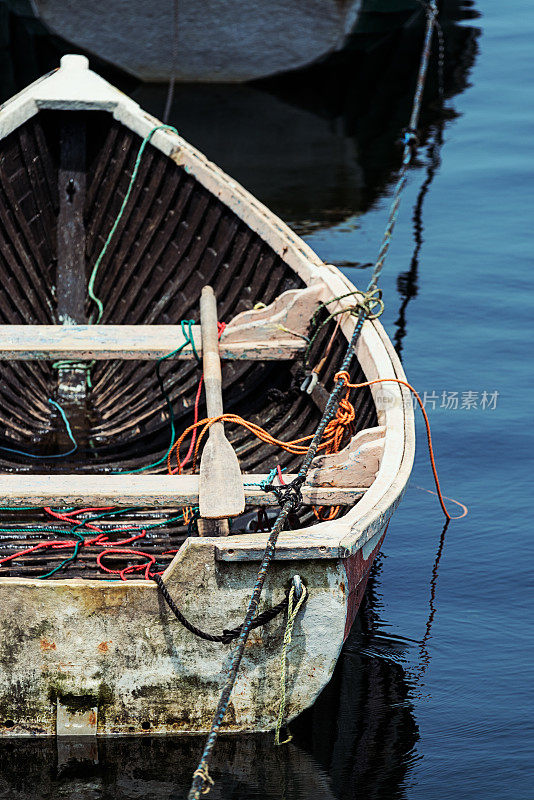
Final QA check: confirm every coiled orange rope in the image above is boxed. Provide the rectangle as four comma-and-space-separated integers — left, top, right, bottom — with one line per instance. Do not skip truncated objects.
167, 403, 355, 477
167, 397, 356, 522
167, 371, 463, 523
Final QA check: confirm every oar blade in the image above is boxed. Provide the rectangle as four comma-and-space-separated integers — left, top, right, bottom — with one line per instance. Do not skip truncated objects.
199, 429, 245, 519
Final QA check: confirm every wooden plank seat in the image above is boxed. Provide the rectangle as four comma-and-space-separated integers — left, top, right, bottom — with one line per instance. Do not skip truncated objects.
0, 429, 385, 508
0, 324, 305, 361
0, 473, 367, 508
0, 285, 325, 361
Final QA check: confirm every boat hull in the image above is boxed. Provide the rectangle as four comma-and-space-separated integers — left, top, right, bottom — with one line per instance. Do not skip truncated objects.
0, 523, 387, 736
0, 56, 415, 736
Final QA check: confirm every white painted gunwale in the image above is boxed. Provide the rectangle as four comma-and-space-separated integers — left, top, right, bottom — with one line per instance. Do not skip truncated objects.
0, 56, 415, 586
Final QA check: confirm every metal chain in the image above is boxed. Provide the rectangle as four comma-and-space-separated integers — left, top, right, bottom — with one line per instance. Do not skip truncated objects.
188, 3, 439, 796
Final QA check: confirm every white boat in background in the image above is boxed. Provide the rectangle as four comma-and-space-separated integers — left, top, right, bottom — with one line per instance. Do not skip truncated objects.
31, 0, 363, 82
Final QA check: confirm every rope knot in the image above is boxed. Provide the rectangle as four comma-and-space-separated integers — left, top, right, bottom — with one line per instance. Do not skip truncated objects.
335, 397, 356, 426
323, 395, 355, 454
263, 477, 304, 510
335, 370, 350, 387
359, 286, 385, 318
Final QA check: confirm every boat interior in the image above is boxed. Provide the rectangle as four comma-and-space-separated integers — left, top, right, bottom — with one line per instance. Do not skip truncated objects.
0, 108, 377, 579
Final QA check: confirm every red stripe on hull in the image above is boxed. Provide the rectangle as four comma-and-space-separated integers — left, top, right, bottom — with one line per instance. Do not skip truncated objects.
343, 522, 389, 640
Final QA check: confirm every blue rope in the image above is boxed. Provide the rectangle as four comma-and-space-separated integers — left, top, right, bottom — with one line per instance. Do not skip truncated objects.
187, 3, 439, 796
0, 399, 77, 459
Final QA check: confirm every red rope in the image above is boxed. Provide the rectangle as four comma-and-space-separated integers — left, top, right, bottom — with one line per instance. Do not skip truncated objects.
0, 507, 156, 580
97, 548, 159, 581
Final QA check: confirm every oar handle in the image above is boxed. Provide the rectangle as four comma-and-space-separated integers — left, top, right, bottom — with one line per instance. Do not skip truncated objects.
200, 286, 223, 419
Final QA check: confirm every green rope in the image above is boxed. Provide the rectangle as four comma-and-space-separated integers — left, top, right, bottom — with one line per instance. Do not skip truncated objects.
304, 287, 384, 367
38, 536, 84, 579
0, 507, 42, 511
243, 466, 284, 488
88, 124, 179, 324
274, 583, 308, 746
52, 360, 94, 389
0, 399, 77, 459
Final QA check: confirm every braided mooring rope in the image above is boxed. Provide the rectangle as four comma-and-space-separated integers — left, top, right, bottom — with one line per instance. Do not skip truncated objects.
188, 4, 439, 795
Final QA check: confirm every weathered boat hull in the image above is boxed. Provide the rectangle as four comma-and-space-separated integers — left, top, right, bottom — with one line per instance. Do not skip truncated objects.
0, 56, 415, 735
0, 528, 387, 736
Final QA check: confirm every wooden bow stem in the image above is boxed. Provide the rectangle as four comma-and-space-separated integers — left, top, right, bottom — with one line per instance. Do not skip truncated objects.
198, 286, 245, 536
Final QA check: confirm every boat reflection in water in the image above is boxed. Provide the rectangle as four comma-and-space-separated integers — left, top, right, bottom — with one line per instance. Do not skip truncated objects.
292, 560, 420, 799
0, 734, 336, 799
1, 2, 479, 239
133, 4, 479, 237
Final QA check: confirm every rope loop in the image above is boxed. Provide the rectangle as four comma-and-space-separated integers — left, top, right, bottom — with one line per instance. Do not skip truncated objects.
274, 582, 308, 746
359, 286, 385, 319
192, 765, 214, 796
52, 360, 94, 388
305, 287, 383, 367
152, 574, 306, 644
334, 370, 351, 387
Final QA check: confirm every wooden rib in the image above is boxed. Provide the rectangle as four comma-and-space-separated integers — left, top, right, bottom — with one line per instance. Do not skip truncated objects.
0, 474, 366, 507
0, 185, 55, 322
17, 126, 57, 265
97, 171, 193, 322
91, 225, 252, 420
85, 121, 120, 212
92, 154, 167, 310
89, 186, 211, 396
86, 128, 135, 253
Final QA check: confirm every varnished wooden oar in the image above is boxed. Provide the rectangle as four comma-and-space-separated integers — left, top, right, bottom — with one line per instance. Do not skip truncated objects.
198, 286, 245, 535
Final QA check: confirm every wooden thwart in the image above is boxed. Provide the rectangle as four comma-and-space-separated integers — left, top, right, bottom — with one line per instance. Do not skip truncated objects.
0, 325, 305, 361
0, 474, 366, 508
0, 285, 325, 362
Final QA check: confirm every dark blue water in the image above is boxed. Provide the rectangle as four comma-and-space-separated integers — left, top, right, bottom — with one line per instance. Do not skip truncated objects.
0, 1, 532, 798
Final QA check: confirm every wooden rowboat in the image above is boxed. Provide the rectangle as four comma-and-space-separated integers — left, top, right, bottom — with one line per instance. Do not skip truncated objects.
0, 55, 414, 736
